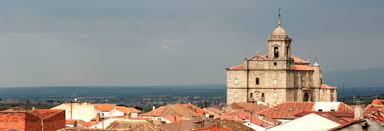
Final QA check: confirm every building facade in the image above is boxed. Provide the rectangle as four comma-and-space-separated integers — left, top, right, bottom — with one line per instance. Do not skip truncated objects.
226, 17, 337, 105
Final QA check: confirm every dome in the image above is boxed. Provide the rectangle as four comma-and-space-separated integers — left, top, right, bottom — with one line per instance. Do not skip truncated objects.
271, 26, 288, 36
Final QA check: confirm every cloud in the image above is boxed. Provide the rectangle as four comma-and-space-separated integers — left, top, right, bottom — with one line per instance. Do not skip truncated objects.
0, 0, 383, 86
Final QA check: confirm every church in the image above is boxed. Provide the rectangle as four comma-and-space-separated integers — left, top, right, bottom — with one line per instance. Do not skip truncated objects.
226, 14, 337, 105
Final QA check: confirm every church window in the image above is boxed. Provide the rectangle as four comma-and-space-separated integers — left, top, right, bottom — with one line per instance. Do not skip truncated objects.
274, 47, 279, 58
261, 93, 265, 102
256, 78, 260, 85
303, 92, 310, 102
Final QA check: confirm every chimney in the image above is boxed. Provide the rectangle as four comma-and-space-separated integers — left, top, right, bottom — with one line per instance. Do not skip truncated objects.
354, 105, 364, 119
152, 105, 156, 111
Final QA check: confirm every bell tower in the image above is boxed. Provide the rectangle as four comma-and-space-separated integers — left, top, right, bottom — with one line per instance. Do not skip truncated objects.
268, 9, 292, 60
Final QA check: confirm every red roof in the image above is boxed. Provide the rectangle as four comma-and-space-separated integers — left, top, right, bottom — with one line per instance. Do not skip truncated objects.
178, 103, 206, 116
337, 103, 354, 113
329, 119, 365, 131
364, 105, 384, 124
257, 102, 315, 119
371, 99, 384, 105
228, 64, 243, 70
193, 123, 231, 131
295, 111, 354, 124
141, 104, 203, 119
95, 104, 116, 112
293, 56, 309, 64
31, 109, 64, 119
230, 102, 269, 113
162, 115, 187, 123
116, 106, 141, 113
221, 110, 280, 128
320, 84, 336, 89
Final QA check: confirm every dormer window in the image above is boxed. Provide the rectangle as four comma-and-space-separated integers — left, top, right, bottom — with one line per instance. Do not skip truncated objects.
274, 47, 279, 58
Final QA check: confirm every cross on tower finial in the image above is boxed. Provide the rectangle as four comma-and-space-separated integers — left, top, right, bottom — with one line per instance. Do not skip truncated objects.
278, 8, 282, 27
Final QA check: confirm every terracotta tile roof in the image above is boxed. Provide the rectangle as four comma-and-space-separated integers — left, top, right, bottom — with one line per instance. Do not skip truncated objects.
116, 106, 141, 113
364, 105, 384, 124
295, 111, 354, 118
293, 56, 309, 64
178, 104, 206, 116
208, 120, 254, 131
320, 83, 336, 89
229, 102, 269, 113
294, 111, 354, 124
203, 107, 223, 116
257, 102, 315, 119
228, 64, 243, 70
292, 64, 314, 71
94, 104, 116, 112
159, 120, 195, 131
193, 123, 231, 131
66, 119, 86, 125
329, 119, 366, 131
141, 104, 203, 119
337, 103, 354, 113
82, 121, 99, 127
106, 120, 163, 130
31, 109, 64, 119
221, 110, 280, 128
162, 115, 188, 123
371, 99, 384, 105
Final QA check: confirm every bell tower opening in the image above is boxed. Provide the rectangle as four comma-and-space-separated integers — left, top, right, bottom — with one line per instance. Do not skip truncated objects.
274, 47, 279, 58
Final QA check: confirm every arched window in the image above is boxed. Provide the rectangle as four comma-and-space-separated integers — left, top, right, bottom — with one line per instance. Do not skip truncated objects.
261, 93, 265, 102
303, 92, 310, 102
274, 47, 279, 58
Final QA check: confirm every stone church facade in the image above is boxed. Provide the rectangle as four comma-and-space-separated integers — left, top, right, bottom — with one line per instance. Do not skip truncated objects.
226, 18, 337, 105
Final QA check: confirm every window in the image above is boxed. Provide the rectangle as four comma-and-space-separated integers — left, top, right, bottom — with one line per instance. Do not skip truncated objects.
250, 93, 253, 98
303, 92, 310, 102
318, 109, 323, 112
274, 47, 279, 58
261, 93, 265, 102
256, 78, 260, 85
274, 62, 277, 66
330, 109, 335, 112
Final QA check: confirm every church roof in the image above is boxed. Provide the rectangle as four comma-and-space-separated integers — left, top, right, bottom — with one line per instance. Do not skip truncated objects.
271, 26, 288, 36
320, 84, 336, 89
293, 56, 309, 64
228, 64, 243, 70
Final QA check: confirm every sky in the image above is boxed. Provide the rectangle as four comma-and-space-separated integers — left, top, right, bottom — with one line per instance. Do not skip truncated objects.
0, 0, 383, 87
